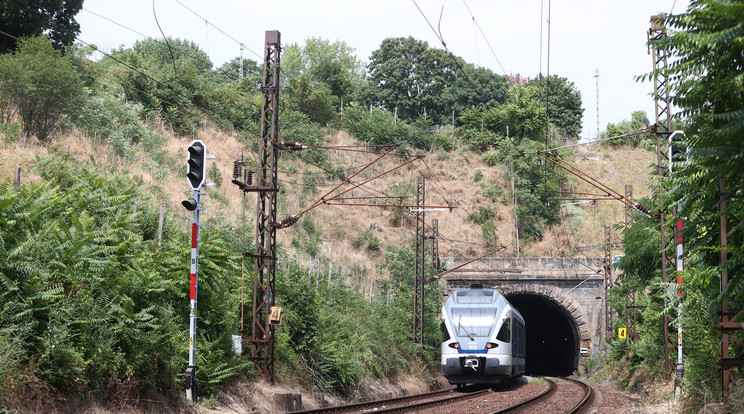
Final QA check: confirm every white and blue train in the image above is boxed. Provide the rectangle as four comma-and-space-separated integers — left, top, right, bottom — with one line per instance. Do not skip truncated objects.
440, 285, 526, 385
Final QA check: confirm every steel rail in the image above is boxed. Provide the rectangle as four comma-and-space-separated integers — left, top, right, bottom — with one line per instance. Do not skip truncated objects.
372, 388, 492, 413
563, 377, 595, 413
488, 378, 556, 413
291, 387, 456, 414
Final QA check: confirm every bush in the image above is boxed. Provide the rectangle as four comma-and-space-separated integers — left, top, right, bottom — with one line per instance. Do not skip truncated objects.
0, 36, 85, 141
466, 205, 496, 223
0, 154, 242, 398
342, 104, 434, 150
481, 150, 499, 166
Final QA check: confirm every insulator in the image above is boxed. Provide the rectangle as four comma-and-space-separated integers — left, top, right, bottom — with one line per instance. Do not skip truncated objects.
233, 160, 242, 179
273, 215, 299, 229
246, 171, 254, 186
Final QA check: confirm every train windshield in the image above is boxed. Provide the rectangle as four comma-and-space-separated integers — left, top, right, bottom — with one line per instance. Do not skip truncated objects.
451, 307, 499, 338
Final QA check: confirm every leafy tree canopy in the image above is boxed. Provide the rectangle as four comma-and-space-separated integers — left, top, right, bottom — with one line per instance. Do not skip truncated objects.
367, 36, 459, 123
603, 110, 654, 147
282, 37, 365, 101
0, 35, 84, 140
652, 0, 744, 303
460, 85, 547, 148
443, 63, 510, 123
0, 0, 83, 53
526, 74, 583, 138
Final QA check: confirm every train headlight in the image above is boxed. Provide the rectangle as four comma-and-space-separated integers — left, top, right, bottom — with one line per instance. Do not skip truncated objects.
486, 342, 499, 349
448, 342, 460, 349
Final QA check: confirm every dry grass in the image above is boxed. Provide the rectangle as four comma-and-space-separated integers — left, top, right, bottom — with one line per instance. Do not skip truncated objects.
1, 125, 656, 281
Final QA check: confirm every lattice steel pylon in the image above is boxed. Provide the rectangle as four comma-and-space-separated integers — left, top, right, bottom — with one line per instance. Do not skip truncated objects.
250, 30, 281, 383
624, 185, 640, 353
413, 176, 426, 344
649, 15, 673, 381
605, 225, 613, 341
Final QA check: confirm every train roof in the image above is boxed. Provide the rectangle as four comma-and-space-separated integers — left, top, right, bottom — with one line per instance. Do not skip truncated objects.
447, 286, 503, 305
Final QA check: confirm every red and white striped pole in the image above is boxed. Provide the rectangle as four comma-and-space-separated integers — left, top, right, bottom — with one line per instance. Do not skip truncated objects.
187, 189, 201, 401
669, 130, 685, 400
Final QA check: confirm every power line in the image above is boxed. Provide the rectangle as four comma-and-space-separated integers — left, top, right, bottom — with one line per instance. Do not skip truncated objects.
83, 7, 151, 39
460, 0, 515, 87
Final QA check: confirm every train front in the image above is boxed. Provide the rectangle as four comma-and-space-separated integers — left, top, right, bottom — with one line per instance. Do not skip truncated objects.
440, 286, 515, 385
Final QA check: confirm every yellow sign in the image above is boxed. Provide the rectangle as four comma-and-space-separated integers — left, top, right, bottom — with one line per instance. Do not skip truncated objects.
270, 306, 283, 325
618, 328, 627, 339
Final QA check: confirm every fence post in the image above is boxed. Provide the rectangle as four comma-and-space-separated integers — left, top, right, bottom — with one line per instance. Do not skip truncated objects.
14, 165, 21, 190
157, 201, 165, 246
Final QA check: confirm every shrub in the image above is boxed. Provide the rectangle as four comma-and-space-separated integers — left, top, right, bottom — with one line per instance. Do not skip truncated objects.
481, 150, 499, 166
473, 170, 483, 182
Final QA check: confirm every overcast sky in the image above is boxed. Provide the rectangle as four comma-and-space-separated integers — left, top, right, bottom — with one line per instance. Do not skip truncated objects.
77, 0, 690, 139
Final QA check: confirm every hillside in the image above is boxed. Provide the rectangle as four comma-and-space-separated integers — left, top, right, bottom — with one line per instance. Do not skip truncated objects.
1, 126, 655, 277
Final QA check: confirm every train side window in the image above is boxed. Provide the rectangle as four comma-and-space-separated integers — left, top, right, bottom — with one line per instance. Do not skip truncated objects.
441, 321, 451, 342
496, 317, 511, 343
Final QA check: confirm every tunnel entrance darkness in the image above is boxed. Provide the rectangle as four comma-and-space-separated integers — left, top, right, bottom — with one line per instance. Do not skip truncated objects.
507, 293, 579, 377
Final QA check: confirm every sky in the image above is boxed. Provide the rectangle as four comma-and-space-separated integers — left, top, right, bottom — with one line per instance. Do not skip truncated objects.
76, 0, 690, 140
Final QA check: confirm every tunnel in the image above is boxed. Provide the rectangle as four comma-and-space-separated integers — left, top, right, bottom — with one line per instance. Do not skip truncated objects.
506, 293, 580, 377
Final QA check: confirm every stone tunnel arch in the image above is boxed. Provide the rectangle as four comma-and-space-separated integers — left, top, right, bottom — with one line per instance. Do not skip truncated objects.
501, 285, 591, 376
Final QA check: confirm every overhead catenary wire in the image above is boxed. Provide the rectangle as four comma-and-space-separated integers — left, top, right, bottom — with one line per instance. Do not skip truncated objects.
35, 8, 508, 263
540, 127, 651, 152
460, 0, 515, 88
0, 29, 210, 129
83, 6, 260, 84
152, 0, 178, 79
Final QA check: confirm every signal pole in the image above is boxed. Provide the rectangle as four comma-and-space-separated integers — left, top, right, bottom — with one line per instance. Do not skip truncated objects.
182, 139, 212, 402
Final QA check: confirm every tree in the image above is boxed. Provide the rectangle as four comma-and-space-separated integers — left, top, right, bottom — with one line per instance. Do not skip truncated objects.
367, 37, 459, 123
654, 0, 744, 302
526, 74, 584, 138
613, 1, 744, 404
280, 38, 364, 102
604, 110, 654, 147
443, 63, 510, 124
0, 35, 84, 141
460, 85, 547, 148
214, 56, 262, 88
0, 0, 83, 53
302, 37, 365, 100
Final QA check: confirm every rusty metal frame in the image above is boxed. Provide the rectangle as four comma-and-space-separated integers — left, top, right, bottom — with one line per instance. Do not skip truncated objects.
538, 151, 654, 217
605, 225, 613, 340
624, 184, 641, 353
245, 30, 281, 383
413, 177, 426, 344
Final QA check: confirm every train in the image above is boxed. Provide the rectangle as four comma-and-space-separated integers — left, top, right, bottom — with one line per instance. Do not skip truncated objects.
440, 284, 526, 385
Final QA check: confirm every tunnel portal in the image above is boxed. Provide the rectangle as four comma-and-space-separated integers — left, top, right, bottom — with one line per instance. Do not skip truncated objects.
507, 293, 580, 377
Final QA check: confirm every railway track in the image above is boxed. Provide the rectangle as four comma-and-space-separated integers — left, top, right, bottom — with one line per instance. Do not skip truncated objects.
490, 377, 594, 414
294, 377, 593, 413
563, 377, 594, 414
488, 378, 556, 413
292, 386, 487, 414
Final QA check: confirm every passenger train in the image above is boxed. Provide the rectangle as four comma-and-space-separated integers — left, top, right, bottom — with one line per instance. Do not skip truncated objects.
441, 284, 525, 385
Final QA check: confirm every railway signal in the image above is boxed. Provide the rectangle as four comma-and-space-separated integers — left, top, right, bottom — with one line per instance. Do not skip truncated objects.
187, 140, 207, 190
181, 140, 216, 401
